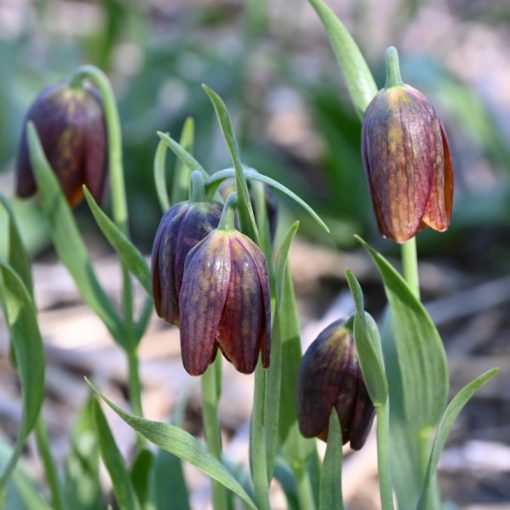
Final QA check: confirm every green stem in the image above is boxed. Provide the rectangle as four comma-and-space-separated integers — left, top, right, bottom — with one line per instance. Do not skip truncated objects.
69, 66, 127, 233
127, 349, 143, 417
250, 364, 270, 510
69, 67, 141, 426
34, 417, 65, 510
376, 404, 394, 510
189, 171, 205, 202
201, 362, 228, 510
384, 46, 404, 89
296, 466, 317, 510
401, 237, 420, 299
218, 193, 237, 231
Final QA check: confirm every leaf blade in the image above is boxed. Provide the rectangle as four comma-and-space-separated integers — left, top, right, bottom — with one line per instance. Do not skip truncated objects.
308, 0, 378, 118
0, 261, 45, 492
83, 187, 152, 296
358, 237, 448, 430
418, 368, 499, 510
87, 381, 257, 510
27, 122, 123, 343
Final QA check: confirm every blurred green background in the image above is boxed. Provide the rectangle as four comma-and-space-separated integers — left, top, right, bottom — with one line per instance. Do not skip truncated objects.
1, 0, 510, 267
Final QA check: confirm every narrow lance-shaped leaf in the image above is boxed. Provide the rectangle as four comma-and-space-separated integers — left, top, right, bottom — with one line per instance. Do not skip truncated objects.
83, 187, 151, 296
308, 0, 378, 118
153, 137, 170, 212
157, 132, 208, 180
92, 400, 140, 510
130, 449, 153, 508
206, 167, 329, 233
345, 269, 388, 406
172, 117, 195, 204
86, 380, 258, 510
0, 261, 45, 493
319, 411, 344, 510
357, 236, 448, 430
27, 123, 124, 343
418, 368, 499, 510
202, 84, 260, 244
0, 195, 33, 295
265, 222, 300, 478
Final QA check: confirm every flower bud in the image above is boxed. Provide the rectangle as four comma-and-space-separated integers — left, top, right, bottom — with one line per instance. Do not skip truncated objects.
361, 47, 453, 243
218, 178, 278, 240
178, 228, 271, 376
297, 320, 375, 450
151, 201, 223, 325
16, 82, 107, 207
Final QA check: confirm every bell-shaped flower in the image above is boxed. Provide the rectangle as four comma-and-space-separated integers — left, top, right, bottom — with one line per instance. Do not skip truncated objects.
16, 82, 107, 207
297, 319, 375, 450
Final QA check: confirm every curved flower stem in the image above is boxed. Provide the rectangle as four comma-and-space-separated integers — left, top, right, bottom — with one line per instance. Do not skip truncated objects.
201, 361, 228, 510
401, 237, 420, 299
376, 403, 394, 510
68, 66, 143, 426
34, 417, 65, 510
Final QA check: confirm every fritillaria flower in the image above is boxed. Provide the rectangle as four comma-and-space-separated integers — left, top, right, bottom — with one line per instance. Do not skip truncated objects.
151, 201, 223, 325
16, 82, 107, 207
178, 197, 271, 376
297, 319, 375, 450
361, 47, 453, 243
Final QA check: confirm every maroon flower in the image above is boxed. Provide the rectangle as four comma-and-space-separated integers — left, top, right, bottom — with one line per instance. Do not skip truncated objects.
151, 201, 223, 325
361, 48, 453, 243
297, 319, 375, 450
178, 228, 271, 375
16, 82, 107, 207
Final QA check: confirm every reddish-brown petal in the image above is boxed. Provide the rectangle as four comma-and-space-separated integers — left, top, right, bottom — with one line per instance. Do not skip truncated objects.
216, 234, 266, 374
179, 232, 231, 375
297, 321, 352, 439
348, 369, 376, 450
421, 121, 453, 232
362, 86, 444, 243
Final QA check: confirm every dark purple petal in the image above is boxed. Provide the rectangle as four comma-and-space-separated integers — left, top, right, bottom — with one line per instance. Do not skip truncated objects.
179, 231, 231, 376
216, 234, 267, 374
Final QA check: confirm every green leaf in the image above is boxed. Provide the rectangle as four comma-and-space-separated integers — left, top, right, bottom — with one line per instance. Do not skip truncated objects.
92, 400, 140, 510
345, 269, 388, 406
0, 261, 45, 493
87, 381, 257, 510
278, 265, 315, 466
319, 411, 344, 510
418, 368, 499, 510
0, 440, 52, 510
358, 237, 448, 430
202, 84, 260, 244
171, 117, 195, 205
64, 397, 102, 510
0, 195, 33, 295
149, 450, 190, 510
308, 0, 378, 118
265, 222, 300, 478
207, 168, 329, 233
27, 123, 123, 343
153, 137, 170, 212
83, 187, 152, 296
157, 131, 208, 180
130, 449, 153, 507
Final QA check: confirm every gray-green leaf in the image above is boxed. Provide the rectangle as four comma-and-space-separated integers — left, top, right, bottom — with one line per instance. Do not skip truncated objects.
358, 237, 448, 430
87, 381, 257, 510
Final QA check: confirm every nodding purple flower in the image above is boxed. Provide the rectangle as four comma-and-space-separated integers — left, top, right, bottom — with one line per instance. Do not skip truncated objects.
151, 201, 223, 326
297, 319, 375, 450
361, 47, 453, 243
16, 82, 107, 207
178, 227, 271, 376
